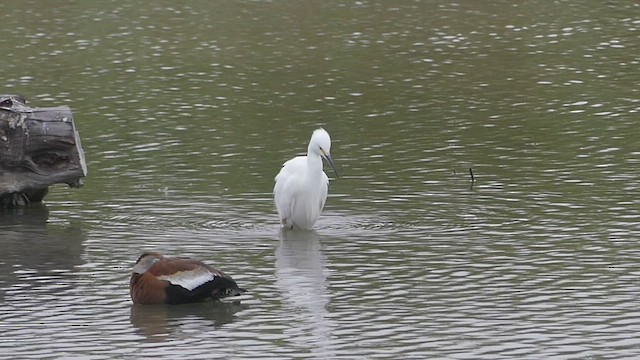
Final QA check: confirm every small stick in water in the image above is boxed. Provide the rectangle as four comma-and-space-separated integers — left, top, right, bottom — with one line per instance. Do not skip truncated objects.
469, 168, 475, 182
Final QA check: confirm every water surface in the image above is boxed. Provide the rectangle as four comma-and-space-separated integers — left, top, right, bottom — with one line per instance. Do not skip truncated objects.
1, 1, 639, 358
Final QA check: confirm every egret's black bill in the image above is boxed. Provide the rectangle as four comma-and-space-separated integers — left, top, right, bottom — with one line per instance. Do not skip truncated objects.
322, 153, 339, 178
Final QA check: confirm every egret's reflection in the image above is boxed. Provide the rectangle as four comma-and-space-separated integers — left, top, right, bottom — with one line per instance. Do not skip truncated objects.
130, 301, 247, 341
276, 229, 335, 357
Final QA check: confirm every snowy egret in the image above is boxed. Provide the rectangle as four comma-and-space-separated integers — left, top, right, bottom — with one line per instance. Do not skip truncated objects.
274, 128, 338, 230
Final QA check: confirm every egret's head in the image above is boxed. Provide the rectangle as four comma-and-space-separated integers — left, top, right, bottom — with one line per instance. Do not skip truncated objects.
309, 128, 339, 177
132, 252, 163, 274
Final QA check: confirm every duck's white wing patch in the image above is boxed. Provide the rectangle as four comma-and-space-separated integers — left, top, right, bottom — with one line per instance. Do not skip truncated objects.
158, 266, 215, 291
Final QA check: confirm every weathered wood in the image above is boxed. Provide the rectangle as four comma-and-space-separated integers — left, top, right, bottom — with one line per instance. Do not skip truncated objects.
0, 95, 87, 207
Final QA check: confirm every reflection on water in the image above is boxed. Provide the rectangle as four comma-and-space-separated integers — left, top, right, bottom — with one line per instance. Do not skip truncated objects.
130, 301, 247, 341
0, 203, 50, 228
276, 230, 335, 358
0, 205, 86, 300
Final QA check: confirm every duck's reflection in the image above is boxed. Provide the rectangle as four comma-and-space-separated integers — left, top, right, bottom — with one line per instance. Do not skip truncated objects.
130, 300, 247, 341
276, 229, 335, 357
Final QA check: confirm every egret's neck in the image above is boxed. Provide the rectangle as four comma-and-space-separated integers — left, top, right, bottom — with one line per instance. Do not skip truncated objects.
306, 150, 323, 174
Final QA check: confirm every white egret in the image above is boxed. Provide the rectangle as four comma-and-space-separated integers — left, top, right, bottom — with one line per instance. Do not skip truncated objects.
274, 128, 339, 230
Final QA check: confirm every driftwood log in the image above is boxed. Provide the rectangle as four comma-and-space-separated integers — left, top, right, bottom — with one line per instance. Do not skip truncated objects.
0, 95, 87, 207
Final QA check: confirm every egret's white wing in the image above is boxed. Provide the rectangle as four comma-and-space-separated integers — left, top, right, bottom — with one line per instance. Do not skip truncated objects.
274, 156, 307, 223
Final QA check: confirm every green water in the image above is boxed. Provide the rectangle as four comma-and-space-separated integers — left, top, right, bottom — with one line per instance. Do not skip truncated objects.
1, 1, 639, 358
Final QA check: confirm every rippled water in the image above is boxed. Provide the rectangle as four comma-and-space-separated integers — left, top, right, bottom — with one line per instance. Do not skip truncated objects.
2, 1, 640, 358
